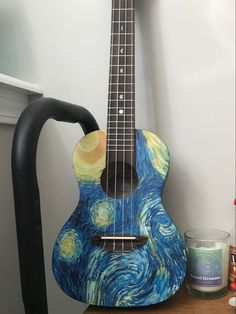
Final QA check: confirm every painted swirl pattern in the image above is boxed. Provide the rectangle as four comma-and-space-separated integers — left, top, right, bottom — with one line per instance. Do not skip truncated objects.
52, 129, 186, 307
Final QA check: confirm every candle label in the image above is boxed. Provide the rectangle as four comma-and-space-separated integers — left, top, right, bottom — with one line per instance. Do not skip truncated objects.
188, 248, 222, 286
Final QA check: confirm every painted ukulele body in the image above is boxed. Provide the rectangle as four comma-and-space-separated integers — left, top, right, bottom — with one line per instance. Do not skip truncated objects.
52, 129, 186, 307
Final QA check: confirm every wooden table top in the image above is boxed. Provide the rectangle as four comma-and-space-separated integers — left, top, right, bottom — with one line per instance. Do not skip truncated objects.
84, 287, 235, 314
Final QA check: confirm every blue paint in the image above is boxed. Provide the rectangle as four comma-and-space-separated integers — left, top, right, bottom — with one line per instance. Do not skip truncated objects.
52, 130, 186, 306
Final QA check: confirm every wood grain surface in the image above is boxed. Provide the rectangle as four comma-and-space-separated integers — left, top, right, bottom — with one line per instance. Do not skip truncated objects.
84, 286, 235, 314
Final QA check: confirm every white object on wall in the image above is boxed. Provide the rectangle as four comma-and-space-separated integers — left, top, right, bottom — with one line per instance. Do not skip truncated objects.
0, 73, 42, 124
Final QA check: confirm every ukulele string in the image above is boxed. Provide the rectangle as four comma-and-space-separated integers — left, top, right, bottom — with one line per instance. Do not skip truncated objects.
122, 0, 128, 252
104, 0, 116, 249
130, 0, 134, 250
113, 0, 122, 251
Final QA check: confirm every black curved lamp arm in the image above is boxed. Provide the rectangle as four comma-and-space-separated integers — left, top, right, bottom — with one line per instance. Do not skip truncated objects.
12, 97, 99, 314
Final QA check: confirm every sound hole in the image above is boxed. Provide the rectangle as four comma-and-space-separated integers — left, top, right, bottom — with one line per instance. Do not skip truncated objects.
101, 161, 138, 199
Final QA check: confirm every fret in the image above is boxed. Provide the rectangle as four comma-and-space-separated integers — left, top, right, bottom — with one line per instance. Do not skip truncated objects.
108, 109, 134, 115
108, 91, 134, 95
108, 105, 134, 107
108, 100, 134, 103
107, 145, 135, 148
108, 113, 134, 117
112, 21, 134, 34
107, 147, 135, 151
111, 54, 134, 62
108, 94, 134, 98
107, 136, 135, 139
108, 131, 134, 134
107, 139, 134, 142
108, 127, 135, 130
108, 91, 134, 94
107, 135, 134, 138
109, 107, 134, 114
107, 118, 135, 128
109, 85, 134, 90
109, 114, 134, 117
107, 124, 134, 128
107, 150, 135, 152
109, 87, 134, 93
112, 8, 134, 11
111, 53, 133, 57
110, 74, 134, 76
113, 10, 134, 21
109, 90, 134, 94
108, 97, 134, 102
107, 139, 135, 143
113, 0, 134, 10
107, 145, 134, 148
107, 136, 135, 140
110, 48, 134, 54
108, 110, 134, 113
110, 34, 134, 45
112, 21, 134, 23
108, 113, 134, 116
108, 109, 135, 113
109, 76, 134, 84
107, 120, 134, 123
107, 141, 135, 145
108, 91, 134, 93
110, 46, 134, 53
108, 103, 134, 107
109, 77, 134, 85
107, 134, 136, 140
108, 110, 135, 115
107, 127, 134, 131
109, 82, 134, 84
110, 63, 134, 66
108, 136, 134, 139
108, 94, 134, 101
107, 126, 134, 131
106, 143, 135, 149
111, 33, 133, 35
108, 114, 134, 116
111, 33, 133, 36
108, 92, 134, 96
107, 121, 134, 125
107, 140, 135, 144
111, 44, 133, 46
110, 58, 134, 66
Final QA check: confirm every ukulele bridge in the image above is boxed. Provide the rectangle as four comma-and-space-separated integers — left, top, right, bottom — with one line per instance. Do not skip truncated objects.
90, 234, 148, 252
101, 236, 136, 240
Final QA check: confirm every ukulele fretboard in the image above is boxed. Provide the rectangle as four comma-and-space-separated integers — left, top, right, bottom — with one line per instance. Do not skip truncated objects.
107, 0, 135, 164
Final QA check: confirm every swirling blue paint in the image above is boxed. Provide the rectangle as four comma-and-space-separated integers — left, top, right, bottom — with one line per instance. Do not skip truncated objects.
52, 130, 186, 306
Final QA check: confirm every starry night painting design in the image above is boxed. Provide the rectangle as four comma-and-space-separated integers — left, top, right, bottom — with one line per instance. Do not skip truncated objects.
52, 129, 186, 307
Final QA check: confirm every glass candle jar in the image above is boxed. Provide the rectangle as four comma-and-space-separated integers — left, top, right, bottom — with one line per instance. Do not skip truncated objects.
185, 228, 229, 298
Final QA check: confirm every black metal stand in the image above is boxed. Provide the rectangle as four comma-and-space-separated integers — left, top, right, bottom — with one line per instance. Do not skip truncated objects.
11, 97, 99, 314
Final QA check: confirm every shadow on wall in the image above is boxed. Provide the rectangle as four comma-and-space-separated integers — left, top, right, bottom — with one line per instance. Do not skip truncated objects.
136, 0, 199, 234
0, 2, 36, 81
0, 125, 25, 313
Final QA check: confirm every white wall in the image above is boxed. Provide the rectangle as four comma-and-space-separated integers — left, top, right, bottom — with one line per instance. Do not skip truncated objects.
0, 0, 234, 313
137, 0, 235, 233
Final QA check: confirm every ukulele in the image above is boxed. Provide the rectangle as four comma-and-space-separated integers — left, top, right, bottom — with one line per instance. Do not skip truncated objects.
52, 0, 186, 307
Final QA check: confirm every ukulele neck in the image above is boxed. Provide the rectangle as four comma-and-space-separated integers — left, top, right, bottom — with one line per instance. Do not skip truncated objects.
106, 0, 135, 165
